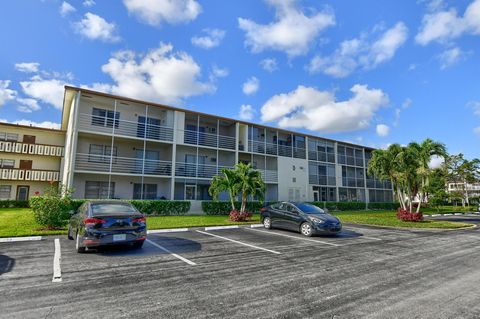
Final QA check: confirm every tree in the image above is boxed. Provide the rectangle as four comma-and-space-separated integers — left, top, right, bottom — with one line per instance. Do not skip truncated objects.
235, 163, 266, 214
445, 154, 480, 207
209, 168, 240, 212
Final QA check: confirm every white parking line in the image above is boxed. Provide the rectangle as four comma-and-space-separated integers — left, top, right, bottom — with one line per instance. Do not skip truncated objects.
0, 236, 42, 243
247, 228, 341, 247
196, 230, 282, 255
250, 224, 264, 228
204, 225, 239, 231
146, 239, 196, 266
147, 228, 189, 234
52, 238, 62, 283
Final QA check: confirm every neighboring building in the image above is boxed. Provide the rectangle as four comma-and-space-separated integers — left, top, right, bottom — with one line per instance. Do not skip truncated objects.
60, 86, 394, 205
447, 182, 480, 198
0, 122, 65, 201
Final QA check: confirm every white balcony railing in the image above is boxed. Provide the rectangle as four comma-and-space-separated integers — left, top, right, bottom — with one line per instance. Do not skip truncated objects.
77, 113, 174, 142
0, 141, 63, 156
0, 169, 60, 181
181, 129, 235, 150
175, 162, 234, 179
75, 153, 172, 176
260, 169, 278, 183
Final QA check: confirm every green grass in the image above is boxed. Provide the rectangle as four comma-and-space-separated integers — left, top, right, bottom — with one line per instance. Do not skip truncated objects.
0, 208, 473, 238
332, 210, 473, 229
421, 205, 477, 214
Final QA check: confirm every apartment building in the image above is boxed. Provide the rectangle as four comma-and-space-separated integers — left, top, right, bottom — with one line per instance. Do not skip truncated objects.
60, 86, 393, 205
447, 182, 480, 198
0, 122, 64, 200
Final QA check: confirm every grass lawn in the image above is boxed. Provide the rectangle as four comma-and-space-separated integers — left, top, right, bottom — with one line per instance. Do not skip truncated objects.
147, 214, 260, 229
333, 210, 473, 229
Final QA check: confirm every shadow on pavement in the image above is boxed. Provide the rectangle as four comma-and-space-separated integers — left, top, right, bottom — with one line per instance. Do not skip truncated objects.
0, 254, 15, 275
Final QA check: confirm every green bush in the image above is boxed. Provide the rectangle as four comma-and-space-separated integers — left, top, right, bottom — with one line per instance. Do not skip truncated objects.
0, 200, 30, 208
202, 201, 269, 215
29, 185, 72, 228
310, 201, 367, 211
129, 200, 190, 215
367, 202, 401, 210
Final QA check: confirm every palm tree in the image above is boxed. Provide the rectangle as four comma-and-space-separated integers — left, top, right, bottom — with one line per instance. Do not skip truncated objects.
235, 163, 266, 213
408, 139, 447, 212
209, 168, 240, 212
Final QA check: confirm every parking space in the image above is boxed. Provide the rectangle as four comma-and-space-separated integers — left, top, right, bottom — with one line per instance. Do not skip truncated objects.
2, 220, 480, 318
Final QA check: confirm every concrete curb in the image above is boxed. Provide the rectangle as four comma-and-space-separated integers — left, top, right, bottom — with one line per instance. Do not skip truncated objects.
343, 222, 477, 232
0, 236, 42, 243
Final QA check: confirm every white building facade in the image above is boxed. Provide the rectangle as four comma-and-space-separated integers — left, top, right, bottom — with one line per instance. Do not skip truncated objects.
60, 86, 394, 204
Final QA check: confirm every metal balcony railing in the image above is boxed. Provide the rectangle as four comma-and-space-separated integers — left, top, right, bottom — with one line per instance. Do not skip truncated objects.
78, 113, 174, 142
0, 168, 60, 181
75, 153, 172, 176
182, 129, 235, 150
0, 141, 64, 157
259, 169, 278, 183
175, 162, 233, 179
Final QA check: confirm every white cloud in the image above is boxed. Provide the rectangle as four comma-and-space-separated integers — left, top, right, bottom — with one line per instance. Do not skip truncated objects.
0, 80, 17, 107
260, 84, 389, 133
20, 76, 67, 110
468, 100, 480, 117
402, 98, 412, 109
16, 98, 41, 113
307, 22, 408, 78
242, 77, 259, 95
83, 0, 95, 7
376, 124, 390, 137
99, 43, 215, 105
0, 119, 60, 130
437, 46, 466, 69
238, 0, 335, 57
394, 98, 412, 126
260, 58, 278, 72
60, 1, 76, 17
416, 0, 480, 45
123, 0, 201, 26
239, 104, 256, 121
211, 65, 229, 79
73, 12, 120, 43
15, 62, 40, 73
191, 29, 225, 49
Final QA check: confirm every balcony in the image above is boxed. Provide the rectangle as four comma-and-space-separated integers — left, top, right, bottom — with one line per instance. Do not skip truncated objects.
75, 153, 172, 176
0, 168, 60, 181
175, 162, 233, 179
0, 141, 64, 156
182, 129, 235, 150
259, 169, 278, 183
77, 113, 174, 143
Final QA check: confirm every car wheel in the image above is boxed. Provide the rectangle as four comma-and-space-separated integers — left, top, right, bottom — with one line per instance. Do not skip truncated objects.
67, 225, 74, 240
132, 241, 144, 249
76, 233, 86, 253
263, 217, 272, 229
300, 222, 313, 237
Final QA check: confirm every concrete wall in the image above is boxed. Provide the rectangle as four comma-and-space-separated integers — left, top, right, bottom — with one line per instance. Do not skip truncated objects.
277, 157, 309, 202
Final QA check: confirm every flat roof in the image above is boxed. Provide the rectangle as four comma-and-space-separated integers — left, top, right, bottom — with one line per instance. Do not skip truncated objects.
0, 121, 65, 133
64, 85, 374, 150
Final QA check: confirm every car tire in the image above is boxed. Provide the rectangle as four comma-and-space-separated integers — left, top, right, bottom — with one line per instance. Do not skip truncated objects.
67, 225, 74, 240
76, 233, 86, 253
300, 222, 313, 237
132, 241, 144, 249
263, 217, 272, 229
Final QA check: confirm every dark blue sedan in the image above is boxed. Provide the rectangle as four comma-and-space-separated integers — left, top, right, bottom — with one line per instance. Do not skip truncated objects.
260, 202, 342, 236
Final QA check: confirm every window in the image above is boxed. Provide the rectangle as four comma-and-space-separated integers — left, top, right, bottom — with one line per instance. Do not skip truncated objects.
91, 108, 120, 128
342, 166, 365, 188
292, 177, 296, 183
369, 189, 394, 203
312, 186, 336, 202
85, 181, 115, 199
339, 188, 365, 202
0, 185, 11, 199
309, 162, 336, 186
137, 116, 163, 140
88, 144, 117, 163
0, 132, 19, 142
0, 159, 15, 168
292, 165, 296, 171
133, 183, 158, 200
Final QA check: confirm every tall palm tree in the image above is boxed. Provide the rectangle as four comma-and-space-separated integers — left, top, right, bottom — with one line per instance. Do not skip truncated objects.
209, 168, 240, 212
235, 162, 266, 213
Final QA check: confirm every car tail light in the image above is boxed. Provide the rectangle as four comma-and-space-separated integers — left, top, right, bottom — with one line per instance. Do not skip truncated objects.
132, 217, 146, 223
84, 218, 106, 226
260, 208, 267, 212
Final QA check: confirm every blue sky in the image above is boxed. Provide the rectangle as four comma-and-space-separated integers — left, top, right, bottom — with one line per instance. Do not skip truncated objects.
0, 0, 479, 159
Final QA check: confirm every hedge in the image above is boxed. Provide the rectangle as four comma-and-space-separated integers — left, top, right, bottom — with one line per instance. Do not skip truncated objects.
67, 199, 190, 216
310, 201, 366, 211
367, 202, 401, 210
0, 200, 30, 208
202, 201, 274, 215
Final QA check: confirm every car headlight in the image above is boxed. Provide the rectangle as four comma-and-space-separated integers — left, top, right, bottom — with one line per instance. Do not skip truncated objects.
308, 216, 324, 224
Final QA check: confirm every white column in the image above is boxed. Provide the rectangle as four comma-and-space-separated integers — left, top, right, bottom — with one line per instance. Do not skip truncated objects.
107, 99, 117, 199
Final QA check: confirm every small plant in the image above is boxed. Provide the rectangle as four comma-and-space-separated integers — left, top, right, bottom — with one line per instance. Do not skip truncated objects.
396, 208, 423, 222
229, 210, 252, 222
29, 183, 73, 229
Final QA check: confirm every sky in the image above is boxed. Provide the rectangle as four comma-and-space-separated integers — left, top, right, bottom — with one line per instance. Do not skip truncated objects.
0, 0, 479, 159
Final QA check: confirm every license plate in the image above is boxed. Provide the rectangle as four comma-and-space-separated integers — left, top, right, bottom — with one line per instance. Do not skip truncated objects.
113, 234, 126, 241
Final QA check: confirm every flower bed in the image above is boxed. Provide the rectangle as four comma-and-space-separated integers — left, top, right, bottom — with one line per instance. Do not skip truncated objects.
396, 208, 423, 222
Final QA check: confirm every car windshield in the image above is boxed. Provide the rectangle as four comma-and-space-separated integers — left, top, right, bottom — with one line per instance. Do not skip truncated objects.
296, 203, 325, 214
91, 203, 137, 215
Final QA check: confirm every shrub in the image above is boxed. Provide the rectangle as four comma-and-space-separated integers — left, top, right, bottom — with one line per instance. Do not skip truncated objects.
0, 200, 30, 208
310, 201, 366, 211
396, 208, 423, 222
29, 184, 72, 229
229, 210, 252, 222
129, 200, 190, 215
202, 201, 268, 215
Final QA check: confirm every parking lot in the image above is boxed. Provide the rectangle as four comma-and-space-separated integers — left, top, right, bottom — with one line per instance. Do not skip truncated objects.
2, 216, 480, 319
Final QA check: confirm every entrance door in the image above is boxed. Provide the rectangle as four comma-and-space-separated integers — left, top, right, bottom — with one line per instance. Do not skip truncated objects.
313, 190, 319, 202
19, 160, 32, 170
16, 186, 29, 201
23, 135, 36, 144
185, 184, 196, 200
